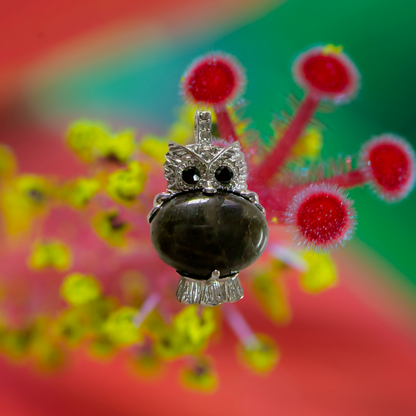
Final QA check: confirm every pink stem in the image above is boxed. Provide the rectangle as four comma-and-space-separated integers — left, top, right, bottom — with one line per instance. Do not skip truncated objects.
133, 292, 160, 328
222, 303, 258, 348
214, 106, 238, 142
253, 93, 320, 185
320, 167, 368, 188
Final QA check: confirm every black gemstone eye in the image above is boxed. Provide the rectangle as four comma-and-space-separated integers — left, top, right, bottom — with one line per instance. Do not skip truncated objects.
182, 167, 200, 184
215, 166, 234, 184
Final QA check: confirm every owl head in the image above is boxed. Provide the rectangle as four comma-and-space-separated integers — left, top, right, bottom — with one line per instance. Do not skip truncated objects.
163, 140, 248, 194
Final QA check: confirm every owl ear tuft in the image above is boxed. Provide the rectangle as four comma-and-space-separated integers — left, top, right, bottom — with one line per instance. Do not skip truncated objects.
213, 141, 244, 164
167, 140, 182, 150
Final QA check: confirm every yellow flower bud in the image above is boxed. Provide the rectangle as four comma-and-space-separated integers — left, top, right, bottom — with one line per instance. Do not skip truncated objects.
103, 307, 141, 346
61, 273, 102, 306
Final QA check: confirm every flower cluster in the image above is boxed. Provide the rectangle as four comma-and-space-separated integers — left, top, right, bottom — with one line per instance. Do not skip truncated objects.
0, 44, 414, 391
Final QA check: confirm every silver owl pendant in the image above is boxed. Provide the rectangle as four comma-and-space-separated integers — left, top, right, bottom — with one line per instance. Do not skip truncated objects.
148, 110, 269, 306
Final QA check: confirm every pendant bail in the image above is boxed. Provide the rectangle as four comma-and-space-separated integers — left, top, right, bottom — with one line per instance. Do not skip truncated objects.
194, 110, 212, 146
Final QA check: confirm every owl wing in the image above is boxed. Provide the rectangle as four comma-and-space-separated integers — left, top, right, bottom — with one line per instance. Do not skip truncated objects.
164, 141, 206, 192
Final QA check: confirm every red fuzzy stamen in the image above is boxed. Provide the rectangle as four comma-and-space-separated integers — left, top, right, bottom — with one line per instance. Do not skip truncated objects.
286, 184, 355, 250
251, 47, 359, 185
187, 61, 234, 103
370, 145, 409, 190
361, 134, 415, 201
293, 46, 360, 102
302, 55, 349, 94
181, 52, 245, 106
298, 194, 347, 243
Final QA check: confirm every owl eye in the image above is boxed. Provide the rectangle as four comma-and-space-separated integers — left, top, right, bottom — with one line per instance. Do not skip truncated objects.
215, 166, 234, 184
182, 167, 201, 184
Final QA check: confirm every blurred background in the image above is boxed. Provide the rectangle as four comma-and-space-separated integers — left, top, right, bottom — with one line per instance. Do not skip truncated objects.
1, 0, 416, 415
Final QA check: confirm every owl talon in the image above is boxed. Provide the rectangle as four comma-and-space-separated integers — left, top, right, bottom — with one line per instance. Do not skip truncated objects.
176, 271, 244, 306
208, 270, 220, 281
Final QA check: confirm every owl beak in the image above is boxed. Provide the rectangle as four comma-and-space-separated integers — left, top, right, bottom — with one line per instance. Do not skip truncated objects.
203, 181, 217, 195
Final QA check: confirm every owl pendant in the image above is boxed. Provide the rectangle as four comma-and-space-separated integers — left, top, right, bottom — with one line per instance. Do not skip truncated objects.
148, 110, 269, 306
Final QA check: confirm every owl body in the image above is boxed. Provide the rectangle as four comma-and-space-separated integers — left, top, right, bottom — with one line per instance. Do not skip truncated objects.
150, 190, 268, 279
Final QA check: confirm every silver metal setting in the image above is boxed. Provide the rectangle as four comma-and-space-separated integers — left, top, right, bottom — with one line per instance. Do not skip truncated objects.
148, 110, 266, 306
147, 192, 173, 223
176, 271, 244, 306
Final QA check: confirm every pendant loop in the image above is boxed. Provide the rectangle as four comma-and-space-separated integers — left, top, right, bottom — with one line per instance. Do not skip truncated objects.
194, 110, 212, 146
